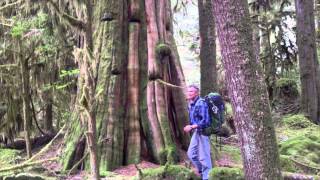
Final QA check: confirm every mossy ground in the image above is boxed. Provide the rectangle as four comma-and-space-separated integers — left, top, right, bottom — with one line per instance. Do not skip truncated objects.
276, 114, 320, 174
135, 165, 198, 180
209, 167, 244, 180
0, 148, 21, 167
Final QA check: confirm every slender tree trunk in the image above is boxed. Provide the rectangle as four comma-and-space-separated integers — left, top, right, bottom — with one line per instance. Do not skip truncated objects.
295, 0, 320, 124
260, 21, 276, 101
212, 0, 283, 179
18, 40, 32, 159
44, 98, 53, 133
198, 0, 217, 96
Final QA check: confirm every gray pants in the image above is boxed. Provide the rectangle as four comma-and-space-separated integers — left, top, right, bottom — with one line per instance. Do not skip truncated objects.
187, 130, 212, 180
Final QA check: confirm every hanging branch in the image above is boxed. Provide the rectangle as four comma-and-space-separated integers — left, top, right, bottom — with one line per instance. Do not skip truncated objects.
46, 0, 85, 30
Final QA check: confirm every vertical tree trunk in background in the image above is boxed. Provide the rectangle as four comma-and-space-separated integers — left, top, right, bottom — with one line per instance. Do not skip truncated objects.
44, 98, 53, 133
18, 40, 32, 159
198, 0, 217, 96
295, 0, 320, 124
315, 0, 320, 35
212, 0, 283, 179
61, 0, 190, 173
260, 19, 276, 101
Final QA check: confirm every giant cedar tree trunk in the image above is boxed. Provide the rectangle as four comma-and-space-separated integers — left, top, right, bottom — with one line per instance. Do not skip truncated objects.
295, 0, 320, 124
212, 0, 283, 179
61, 0, 190, 173
198, 0, 217, 96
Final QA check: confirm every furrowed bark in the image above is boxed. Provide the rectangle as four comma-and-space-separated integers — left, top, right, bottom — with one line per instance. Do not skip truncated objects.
126, 22, 141, 164
213, 0, 283, 179
295, 0, 320, 124
198, 0, 217, 95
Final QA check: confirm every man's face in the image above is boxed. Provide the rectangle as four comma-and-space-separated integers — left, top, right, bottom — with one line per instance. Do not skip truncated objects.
186, 87, 199, 101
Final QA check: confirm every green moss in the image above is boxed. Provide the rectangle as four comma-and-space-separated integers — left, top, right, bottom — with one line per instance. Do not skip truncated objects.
282, 114, 314, 129
275, 78, 297, 89
158, 146, 179, 165
138, 165, 198, 180
280, 155, 297, 172
100, 170, 117, 177
155, 43, 171, 58
218, 145, 242, 164
0, 148, 21, 167
279, 133, 320, 167
209, 167, 244, 180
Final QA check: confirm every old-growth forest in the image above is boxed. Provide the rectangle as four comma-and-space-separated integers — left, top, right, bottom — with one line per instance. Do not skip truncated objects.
0, 0, 319, 179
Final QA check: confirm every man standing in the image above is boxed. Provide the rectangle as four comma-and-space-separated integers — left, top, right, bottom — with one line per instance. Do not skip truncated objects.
184, 85, 212, 180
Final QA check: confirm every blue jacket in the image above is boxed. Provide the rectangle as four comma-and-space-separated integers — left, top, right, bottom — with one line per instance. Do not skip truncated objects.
188, 96, 211, 129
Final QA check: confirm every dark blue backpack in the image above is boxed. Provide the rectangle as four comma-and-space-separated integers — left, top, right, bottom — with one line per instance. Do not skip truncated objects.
202, 92, 225, 136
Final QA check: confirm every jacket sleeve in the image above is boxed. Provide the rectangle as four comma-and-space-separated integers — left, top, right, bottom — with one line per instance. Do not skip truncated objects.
194, 100, 211, 129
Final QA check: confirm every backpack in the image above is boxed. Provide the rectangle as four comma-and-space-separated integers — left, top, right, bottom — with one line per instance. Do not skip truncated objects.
202, 92, 225, 136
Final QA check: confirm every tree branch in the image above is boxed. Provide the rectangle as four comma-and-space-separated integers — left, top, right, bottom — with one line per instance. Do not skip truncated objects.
0, 0, 22, 11
0, 157, 57, 173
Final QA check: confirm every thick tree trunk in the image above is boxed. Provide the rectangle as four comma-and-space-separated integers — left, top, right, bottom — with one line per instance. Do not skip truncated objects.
212, 0, 283, 179
198, 0, 217, 96
295, 0, 320, 124
18, 40, 32, 159
61, 0, 189, 173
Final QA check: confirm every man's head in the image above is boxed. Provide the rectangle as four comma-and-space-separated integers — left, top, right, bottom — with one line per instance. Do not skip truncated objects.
186, 85, 199, 101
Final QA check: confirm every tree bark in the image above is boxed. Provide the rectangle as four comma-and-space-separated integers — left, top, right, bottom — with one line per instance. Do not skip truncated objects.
212, 0, 283, 179
198, 0, 217, 96
295, 0, 320, 124
60, 0, 189, 173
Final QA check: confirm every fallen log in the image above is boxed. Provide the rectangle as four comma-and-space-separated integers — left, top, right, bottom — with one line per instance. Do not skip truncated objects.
2, 134, 56, 150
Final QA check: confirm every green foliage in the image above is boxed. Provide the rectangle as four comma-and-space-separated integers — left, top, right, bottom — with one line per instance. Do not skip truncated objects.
10, 21, 30, 38
275, 78, 297, 89
282, 114, 314, 129
209, 167, 244, 180
10, 13, 49, 38
59, 69, 80, 78
137, 165, 198, 180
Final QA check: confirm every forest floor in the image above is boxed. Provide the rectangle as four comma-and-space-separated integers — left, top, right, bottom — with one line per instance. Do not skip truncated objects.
0, 113, 320, 179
